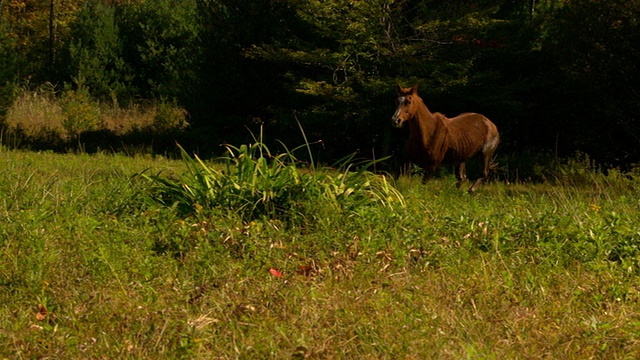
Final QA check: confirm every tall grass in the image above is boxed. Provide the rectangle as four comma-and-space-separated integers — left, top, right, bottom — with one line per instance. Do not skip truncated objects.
1, 85, 188, 152
1, 147, 640, 359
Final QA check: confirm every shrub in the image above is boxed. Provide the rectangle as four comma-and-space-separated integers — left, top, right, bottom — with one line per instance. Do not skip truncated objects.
61, 87, 101, 139
151, 100, 189, 134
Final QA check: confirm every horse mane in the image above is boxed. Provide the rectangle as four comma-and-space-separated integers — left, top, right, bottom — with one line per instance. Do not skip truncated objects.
408, 102, 450, 168
433, 112, 449, 124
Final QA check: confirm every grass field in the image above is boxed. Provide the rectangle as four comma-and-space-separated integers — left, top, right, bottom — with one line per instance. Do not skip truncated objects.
1, 148, 640, 359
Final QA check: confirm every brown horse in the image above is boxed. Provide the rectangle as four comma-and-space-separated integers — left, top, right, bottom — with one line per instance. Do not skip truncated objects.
392, 84, 500, 191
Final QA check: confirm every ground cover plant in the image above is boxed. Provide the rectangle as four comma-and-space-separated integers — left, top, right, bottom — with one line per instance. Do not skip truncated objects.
1, 147, 640, 359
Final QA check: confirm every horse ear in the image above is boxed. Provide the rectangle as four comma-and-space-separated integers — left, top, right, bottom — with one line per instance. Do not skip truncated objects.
411, 84, 419, 94
396, 84, 403, 95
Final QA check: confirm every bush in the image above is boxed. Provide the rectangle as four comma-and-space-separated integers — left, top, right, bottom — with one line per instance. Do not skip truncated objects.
151, 100, 189, 134
61, 88, 101, 139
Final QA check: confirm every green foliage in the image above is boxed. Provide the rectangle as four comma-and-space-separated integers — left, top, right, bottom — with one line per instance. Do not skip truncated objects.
541, 0, 640, 161
142, 135, 404, 223
67, 0, 131, 103
0, 25, 17, 119
151, 100, 189, 134
64, 0, 199, 104
118, 0, 200, 101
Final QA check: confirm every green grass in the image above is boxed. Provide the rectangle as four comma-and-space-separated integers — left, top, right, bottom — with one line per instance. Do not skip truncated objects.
1, 148, 640, 359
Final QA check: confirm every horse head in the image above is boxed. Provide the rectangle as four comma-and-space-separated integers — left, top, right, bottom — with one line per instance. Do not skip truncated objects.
392, 84, 420, 128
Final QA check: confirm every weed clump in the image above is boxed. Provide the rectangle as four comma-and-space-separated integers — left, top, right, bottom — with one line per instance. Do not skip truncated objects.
142, 138, 404, 224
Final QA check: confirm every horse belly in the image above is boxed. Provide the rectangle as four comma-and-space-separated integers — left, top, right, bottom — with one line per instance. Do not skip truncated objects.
407, 142, 441, 169
447, 136, 483, 162
442, 149, 465, 165
448, 120, 488, 158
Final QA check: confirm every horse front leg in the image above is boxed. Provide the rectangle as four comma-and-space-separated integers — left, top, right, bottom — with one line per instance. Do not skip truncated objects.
421, 170, 432, 184
421, 164, 438, 184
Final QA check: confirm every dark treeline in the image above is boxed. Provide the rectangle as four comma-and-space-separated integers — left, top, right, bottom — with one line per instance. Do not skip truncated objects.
1, 0, 639, 170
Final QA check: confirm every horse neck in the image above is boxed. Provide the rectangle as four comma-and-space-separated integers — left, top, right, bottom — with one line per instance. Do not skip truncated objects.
409, 99, 446, 141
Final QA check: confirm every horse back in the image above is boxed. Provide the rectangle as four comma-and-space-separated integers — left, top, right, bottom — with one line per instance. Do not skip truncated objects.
442, 113, 499, 162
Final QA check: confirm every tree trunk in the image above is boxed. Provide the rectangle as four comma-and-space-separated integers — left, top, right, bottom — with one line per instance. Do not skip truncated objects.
49, 0, 55, 68
531, 0, 536, 17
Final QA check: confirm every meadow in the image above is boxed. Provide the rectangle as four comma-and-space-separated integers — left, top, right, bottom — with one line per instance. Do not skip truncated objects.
1, 145, 640, 359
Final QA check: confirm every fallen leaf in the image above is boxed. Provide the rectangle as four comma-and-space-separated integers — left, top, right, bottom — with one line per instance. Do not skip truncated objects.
297, 264, 316, 277
269, 268, 283, 278
36, 304, 47, 321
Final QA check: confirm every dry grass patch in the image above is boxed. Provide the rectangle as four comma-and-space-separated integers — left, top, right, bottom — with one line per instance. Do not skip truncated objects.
5, 87, 66, 136
3, 87, 187, 144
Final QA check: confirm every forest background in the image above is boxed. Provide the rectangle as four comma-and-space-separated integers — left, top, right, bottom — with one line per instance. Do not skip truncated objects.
1, 0, 639, 175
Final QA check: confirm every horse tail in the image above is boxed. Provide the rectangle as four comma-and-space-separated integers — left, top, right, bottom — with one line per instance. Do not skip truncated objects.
482, 119, 500, 155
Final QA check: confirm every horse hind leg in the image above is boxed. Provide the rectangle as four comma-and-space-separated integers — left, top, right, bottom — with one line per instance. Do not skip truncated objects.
468, 150, 495, 193
481, 132, 499, 179
482, 146, 498, 180
468, 164, 485, 192
468, 177, 484, 193
468, 128, 499, 193
468, 159, 485, 192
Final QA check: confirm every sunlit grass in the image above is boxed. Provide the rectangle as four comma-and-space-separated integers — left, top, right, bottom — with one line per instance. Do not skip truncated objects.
1, 148, 639, 358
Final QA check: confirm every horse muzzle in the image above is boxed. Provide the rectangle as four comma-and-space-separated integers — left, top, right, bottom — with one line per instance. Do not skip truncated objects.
392, 116, 405, 128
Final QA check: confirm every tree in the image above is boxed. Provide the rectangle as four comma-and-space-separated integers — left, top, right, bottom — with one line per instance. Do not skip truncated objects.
542, 0, 640, 164
0, 24, 17, 119
1, 0, 82, 82
188, 0, 302, 143
66, 0, 129, 103
61, 0, 201, 106
117, 0, 200, 101
3, 0, 640, 167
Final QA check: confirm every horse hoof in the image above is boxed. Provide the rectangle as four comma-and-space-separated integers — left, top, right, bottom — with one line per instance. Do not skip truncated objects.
468, 178, 484, 193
